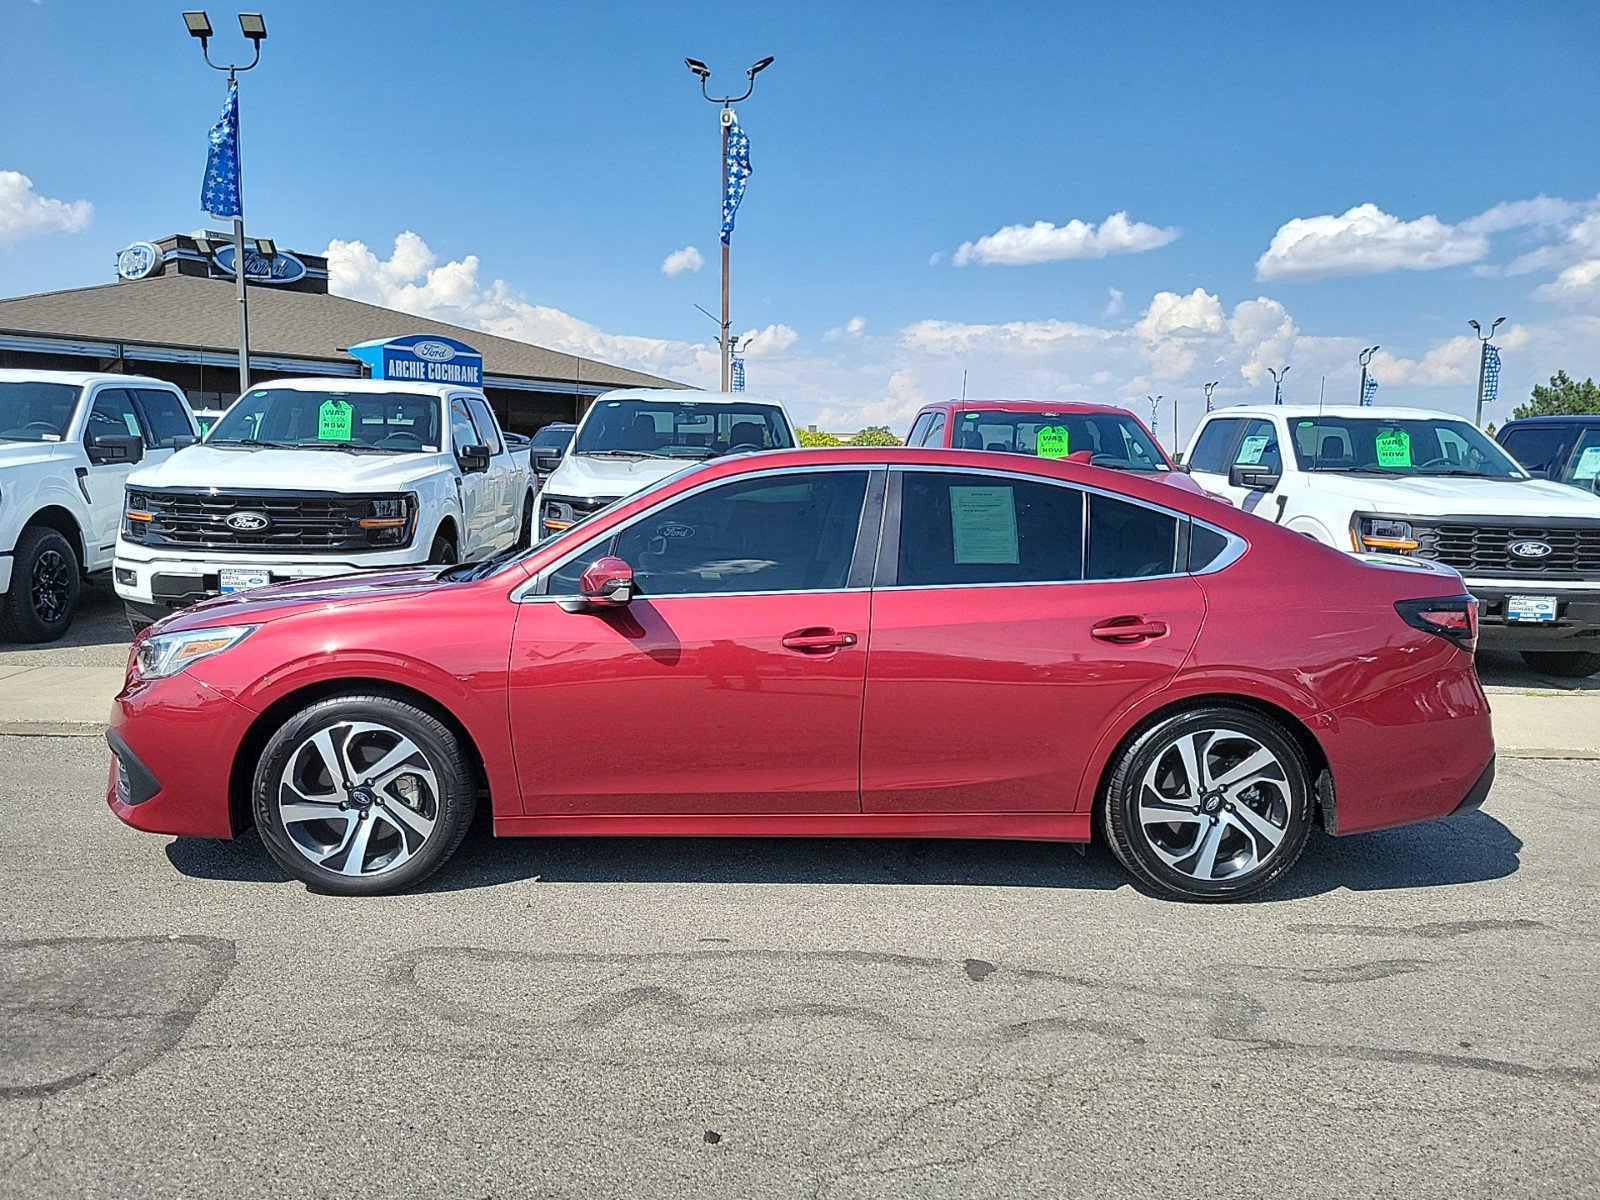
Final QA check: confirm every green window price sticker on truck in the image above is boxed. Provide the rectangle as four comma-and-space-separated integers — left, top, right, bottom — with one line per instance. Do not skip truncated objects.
1035, 426, 1070, 459
318, 398, 353, 441
1374, 428, 1412, 468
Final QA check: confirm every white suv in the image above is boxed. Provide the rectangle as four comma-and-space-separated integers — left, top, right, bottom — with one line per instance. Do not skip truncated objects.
115, 377, 532, 629
0, 369, 197, 642
536, 389, 798, 536
1183, 404, 1600, 676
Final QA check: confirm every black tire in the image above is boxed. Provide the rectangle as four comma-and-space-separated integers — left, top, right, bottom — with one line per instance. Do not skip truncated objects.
0, 526, 81, 644
1519, 649, 1600, 679
516, 494, 535, 548
1101, 706, 1314, 902
252, 693, 477, 895
428, 532, 457, 565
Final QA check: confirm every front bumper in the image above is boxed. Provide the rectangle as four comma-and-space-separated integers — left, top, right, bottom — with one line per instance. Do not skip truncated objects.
114, 543, 426, 615
1467, 580, 1600, 648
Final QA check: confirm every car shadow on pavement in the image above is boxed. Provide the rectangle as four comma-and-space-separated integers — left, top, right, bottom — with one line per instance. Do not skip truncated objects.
162, 810, 1522, 901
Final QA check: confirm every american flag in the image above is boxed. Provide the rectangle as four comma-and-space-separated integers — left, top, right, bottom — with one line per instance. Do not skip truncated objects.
1483, 344, 1502, 402
1362, 375, 1379, 406
201, 82, 242, 220
720, 112, 752, 245
731, 355, 746, 392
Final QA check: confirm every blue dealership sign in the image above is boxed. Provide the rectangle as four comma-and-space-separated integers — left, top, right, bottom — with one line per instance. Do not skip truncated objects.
212, 243, 309, 285
347, 334, 484, 387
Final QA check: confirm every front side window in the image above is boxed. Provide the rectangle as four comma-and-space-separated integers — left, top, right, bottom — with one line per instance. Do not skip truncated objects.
896, 471, 1084, 586
0, 381, 79, 443
951, 410, 1171, 470
1290, 416, 1524, 479
1497, 426, 1566, 475
1560, 428, 1600, 488
463, 397, 503, 455
906, 413, 934, 447
551, 470, 869, 596
85, 389, 145, 445
135, 389, 194, 448
450, 399, 480, 453
207, 389, 442, 452
574, 399, 793, 460
1186, 418, 1244, 474
920, 412, 948, 447
1232, 419, 1282, 472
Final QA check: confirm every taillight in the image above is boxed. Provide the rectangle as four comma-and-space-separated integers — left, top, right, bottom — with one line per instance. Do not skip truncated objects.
1395, 595, 1478, 651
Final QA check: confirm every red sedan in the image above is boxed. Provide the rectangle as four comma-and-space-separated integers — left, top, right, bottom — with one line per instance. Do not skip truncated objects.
107, 448, 1494, 901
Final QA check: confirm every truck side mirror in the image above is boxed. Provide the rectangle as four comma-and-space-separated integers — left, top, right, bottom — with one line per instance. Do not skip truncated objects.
172, 435, 199, 451
87, 433, 144, 466
1229, 463, 1279, 491
458, 444, 491, 472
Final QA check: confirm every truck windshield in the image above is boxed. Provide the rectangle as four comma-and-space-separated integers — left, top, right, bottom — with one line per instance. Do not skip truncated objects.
207, 388, 442, 452
0, 381, 79, 443
573, 400, 793, 459
954, 410, 1172, 470
1291, 416, 1526, 479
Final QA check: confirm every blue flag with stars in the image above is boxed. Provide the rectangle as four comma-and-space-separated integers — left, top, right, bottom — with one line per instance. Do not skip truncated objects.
1362, 375, 1379, 406
720, 111, 751, 245
201, 82, 242, 220
1483, 344, 1502, 402
731, 355, 746, 392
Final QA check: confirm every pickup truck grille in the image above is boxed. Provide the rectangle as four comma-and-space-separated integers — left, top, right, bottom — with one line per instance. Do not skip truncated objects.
1410, 517, 1600, 580
124, 489, 414, 554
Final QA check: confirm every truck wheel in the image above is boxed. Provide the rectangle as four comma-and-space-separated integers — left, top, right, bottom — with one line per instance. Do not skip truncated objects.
1519, 649, 1600, 679
0, 527, 81, 644
428, 534, 457, 565
517, 495, 535, 548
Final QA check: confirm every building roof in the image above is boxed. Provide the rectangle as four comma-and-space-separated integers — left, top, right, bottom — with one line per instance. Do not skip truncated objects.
0, 273, 676, 391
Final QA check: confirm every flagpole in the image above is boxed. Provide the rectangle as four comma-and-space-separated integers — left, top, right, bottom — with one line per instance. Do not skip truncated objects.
231, 70, 251, 397
1469, 317, 1506, 427
720, 105, 732, 392
1358, 345, 1379, 407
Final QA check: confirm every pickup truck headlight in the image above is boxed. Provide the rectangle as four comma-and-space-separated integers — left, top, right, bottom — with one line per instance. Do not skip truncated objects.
133, 624, 256, 680
542, 499, 578, 533
358, 494, 417, 547
1353, 515, 1419, 553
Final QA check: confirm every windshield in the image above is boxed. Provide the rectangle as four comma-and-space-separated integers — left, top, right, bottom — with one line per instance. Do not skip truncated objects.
954, 410, 1172, 470
529, 424, 575, 450
1291, 416, 1525, 478
0, 381, 80, 443
573, 399, 793, 459
207, 388, 442, 452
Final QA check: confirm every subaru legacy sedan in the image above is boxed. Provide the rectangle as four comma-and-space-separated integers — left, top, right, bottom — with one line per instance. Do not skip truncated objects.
108, 448, 1494, 901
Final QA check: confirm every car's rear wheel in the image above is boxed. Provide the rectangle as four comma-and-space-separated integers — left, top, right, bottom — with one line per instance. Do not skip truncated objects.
1519, 649, 1600, 679
0, 526, 80, 644
252, 694, 476, 895
1102, 707, 1313, 902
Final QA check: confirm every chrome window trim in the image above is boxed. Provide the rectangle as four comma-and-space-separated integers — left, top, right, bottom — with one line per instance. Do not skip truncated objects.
513, 463, 880, 603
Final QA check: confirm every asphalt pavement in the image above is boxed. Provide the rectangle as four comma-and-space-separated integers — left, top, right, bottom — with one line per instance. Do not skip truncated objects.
1, 734, 1595, 1198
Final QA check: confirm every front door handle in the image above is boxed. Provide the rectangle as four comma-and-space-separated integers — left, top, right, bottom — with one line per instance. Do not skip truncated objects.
1091, 617, 1168, 643
782, 627, 859, 653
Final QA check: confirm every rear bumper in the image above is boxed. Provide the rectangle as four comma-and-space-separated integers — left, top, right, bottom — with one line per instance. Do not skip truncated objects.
1451, 756, 1496, 817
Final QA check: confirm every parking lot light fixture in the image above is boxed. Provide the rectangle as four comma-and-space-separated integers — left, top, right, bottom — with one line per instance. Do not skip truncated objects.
1203, 380, 1219, 414
1147, 394, 1163, 443
1358, 346, 1380, 406
183, 11, 213, 42
1470, 317, 1507, 427
1268, 366, 1290, 406
238, 12, 266, 42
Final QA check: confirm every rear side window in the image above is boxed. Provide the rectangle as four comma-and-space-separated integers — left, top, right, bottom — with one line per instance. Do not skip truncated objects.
135, 389, 194, 448
1188, 523, 1233, 572
1186, 419, 1243, 473
896, 471, 1083, 585
1087, 493, 1180, 579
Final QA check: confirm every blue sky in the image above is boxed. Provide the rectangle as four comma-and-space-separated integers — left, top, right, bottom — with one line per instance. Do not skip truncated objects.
3, 0, 1599, 439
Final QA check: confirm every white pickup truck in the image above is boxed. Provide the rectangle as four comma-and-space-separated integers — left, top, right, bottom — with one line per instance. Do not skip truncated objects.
114, 377, 532, 629
1, 369, 198, 642
1183, 403, 1600, 677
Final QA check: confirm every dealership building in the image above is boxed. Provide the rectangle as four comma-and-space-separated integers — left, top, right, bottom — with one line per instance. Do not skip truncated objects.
0, 233, 676, 434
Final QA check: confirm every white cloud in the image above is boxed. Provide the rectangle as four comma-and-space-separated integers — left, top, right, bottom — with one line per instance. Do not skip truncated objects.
1460, 194, 1598, 236
952, 212, 1178, 266
0, 170, 92, 244
1103, 288, 1125, 317
738, 324, 799, 357
1255, 203, 1488, 282
660, 245, 704, 277
1535, 259, 1600, 309
824, 315, 868, 341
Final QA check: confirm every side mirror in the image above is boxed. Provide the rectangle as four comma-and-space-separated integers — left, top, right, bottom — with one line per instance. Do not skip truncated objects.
533, 452, 563, 473
458, 444, 491, 472
560, 556, 634, 612
1172, 461, 1193, 474
87, 433, 144, 466
172, 435, 199, 450
1229, 463, 1280, 491
1522, 467, 1547, 479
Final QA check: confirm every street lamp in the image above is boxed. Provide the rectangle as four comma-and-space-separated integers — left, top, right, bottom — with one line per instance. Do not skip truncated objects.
184, 11, 267, 399
684, 54, 775, 391
1147, 394, 1163, 445
1268, 365, 1290, 406
1469, 317, 1506, 427
1358, 345, 1380, 406
1203, 380, 1219, 414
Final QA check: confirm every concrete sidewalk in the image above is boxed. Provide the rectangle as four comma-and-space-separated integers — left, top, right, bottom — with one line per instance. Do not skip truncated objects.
1, 657, 1596, 758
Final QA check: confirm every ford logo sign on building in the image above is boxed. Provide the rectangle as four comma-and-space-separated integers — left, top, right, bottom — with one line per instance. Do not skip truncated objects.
1509, 540, 1553, 559
211, 244, 309, 286
224, 511, 272, 532
412, 340, 457, 363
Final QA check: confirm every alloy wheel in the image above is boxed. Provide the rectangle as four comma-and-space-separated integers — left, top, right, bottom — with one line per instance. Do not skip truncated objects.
1135, 728, 1291, 882
31, 549, 71, 625
276, 721, 441, 878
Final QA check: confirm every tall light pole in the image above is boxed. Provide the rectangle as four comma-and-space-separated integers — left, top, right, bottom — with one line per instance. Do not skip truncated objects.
1147, 394, 1163, 446
1268, 365, 1290, 406
1469, 317, 1506, 427
685, 55, 774, 392
184, 11, 266, 399
1358, 345, 1380, 406
1203, 380, 1219, 413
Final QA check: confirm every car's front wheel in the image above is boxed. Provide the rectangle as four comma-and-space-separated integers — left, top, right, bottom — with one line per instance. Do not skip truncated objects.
1519, 649, 1600, 679
1101, 707, 1313, 902
253, 694, 477, 894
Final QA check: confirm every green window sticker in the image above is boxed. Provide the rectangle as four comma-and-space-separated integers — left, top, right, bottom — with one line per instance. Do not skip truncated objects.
318, 398, 353, 441
1374, 428, 1412, 467
1036, 426, 1070, 459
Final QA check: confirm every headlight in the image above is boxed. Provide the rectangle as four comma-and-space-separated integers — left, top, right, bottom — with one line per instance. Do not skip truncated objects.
133, 625, 257, 680
542, 499, 578, 532
357, 493, 416, 546
1352, 516, 1418, 553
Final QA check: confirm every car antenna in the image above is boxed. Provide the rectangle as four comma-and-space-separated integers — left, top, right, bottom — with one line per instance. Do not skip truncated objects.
961, 369, 968, 403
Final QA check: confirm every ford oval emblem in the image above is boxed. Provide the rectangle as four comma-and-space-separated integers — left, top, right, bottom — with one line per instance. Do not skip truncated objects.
412, 340, 456, 363
657, 523, 695, 540
1508, 539, 1552, 559
225, 511, 271, 532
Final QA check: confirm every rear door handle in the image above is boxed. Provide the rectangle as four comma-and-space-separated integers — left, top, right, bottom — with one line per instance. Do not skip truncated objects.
1091, 618, 1168, 642
782, 627, 859, 653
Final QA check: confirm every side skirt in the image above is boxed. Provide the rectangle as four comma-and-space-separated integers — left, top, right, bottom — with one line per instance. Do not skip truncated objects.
493, 811, 1092, 842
